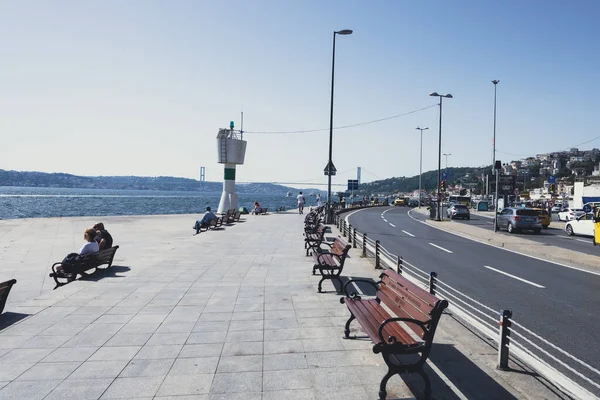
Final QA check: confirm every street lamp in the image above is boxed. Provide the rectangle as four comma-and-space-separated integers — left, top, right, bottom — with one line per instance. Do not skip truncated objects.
325, 29, 353, 224
416, 126, 429, 208
491, 80, 499, 202
430, 92, 453, 221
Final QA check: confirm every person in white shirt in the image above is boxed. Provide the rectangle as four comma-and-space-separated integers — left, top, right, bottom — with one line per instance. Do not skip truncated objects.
79, 228, 100, 255
316, 193, 322, 207
297, 192, 306, 214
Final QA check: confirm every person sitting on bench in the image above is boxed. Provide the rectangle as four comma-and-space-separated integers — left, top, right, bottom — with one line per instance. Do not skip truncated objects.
251, 201, 263, 215
93, 222, 113, 250
80, 228, 100, 255
193, 207, 216, 235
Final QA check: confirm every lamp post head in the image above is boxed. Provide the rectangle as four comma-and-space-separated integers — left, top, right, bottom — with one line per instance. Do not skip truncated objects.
492, 80, 499, 85
429, 92, 440, 97
443, 94, 453, 98
336, 29, 353, 35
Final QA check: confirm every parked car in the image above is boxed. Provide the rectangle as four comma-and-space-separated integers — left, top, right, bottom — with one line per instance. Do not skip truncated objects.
407, 198, 419, 207
557, 208, 585, 221
447, 204, 470, 220
496, 207, 542, 234
393, 198, 406, 206
551, 204, 563, 213
531, 208, 551, 229
565, 213, 595, 237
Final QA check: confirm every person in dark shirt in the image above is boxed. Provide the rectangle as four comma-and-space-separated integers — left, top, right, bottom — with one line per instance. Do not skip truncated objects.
93, 222, 113, 250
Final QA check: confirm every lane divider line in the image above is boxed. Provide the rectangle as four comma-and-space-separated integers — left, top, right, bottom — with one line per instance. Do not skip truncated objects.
402, 230, 415, 237
576, 238, 592, 243
429, 243, 453, 253
484, 265, 545, 288
389, 223, 396, 228
383, 219, 388, 223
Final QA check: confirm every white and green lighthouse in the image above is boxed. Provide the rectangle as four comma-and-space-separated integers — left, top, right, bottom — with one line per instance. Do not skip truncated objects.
217, 121, 247, 214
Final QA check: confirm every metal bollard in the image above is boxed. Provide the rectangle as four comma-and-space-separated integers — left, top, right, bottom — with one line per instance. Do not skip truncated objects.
342, 220, 346, 237
348, 225, 353, 246
352, 228, 357, 249
428, 272, 437, 295
397, 256, 403, 274
375, 240, 381, 269
362, 233, 367, 257
497, 310, 513, 370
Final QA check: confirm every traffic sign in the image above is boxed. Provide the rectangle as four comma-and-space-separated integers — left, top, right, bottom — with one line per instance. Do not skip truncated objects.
583, 204, 592, 213
347, 180, 359, 191
548, 175, 556, 184
324, 161, 337, 176
442, 172, 448, 180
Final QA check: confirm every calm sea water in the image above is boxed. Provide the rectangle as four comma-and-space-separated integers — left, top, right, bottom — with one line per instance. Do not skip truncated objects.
0, 187, 317, 219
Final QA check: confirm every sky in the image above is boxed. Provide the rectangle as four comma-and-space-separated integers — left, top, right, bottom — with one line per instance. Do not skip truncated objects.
1, 1, 599, 189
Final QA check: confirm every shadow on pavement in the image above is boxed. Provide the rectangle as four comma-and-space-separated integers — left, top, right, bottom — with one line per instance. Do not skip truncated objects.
0, 312, 30, 331
332, 276, 378, 296
80, 265, 131, 283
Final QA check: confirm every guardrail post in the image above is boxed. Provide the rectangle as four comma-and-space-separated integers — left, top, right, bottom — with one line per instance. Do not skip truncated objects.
352, 228, 357, 248
397, 256, 403, 274
375, 240, 382, 269
342, 220, 347, 237
362, 233, 367, 256
348, 225, 353, 246
497, 309, 512, 370
428, 272, 437, 295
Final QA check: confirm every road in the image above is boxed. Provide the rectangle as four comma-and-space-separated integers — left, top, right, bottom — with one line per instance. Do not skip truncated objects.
346, 206, 600, 392
454, 211, 599, 256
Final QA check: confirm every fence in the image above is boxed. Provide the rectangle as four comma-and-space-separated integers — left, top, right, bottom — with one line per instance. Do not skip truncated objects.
334, 212, 600, 399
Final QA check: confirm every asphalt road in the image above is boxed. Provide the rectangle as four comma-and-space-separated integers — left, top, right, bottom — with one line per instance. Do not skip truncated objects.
346, 206, 600, 393
453, 212, 600, 257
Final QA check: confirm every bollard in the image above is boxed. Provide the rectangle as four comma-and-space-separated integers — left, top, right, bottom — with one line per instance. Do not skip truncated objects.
375, 240, 382, 269
342, 220, 347, 237
428, 272, 437, 295
362, 233, 367, 257
497, 309, 513, 370
348, 225, 353, 246
352, 228, 357, 249
397, 256, 403, 274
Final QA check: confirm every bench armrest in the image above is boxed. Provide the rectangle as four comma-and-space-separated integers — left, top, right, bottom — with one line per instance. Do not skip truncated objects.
377, 317, 431, 348
341, 279, 380, 301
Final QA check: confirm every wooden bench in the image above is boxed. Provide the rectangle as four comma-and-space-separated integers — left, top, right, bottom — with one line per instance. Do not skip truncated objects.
260, 207, 268, 215
0, 279, 17, 315
312, 237, 351, 293
195, 217, 218, 233
304, 223, 327, 256
49, 246, 119, 289
340, 269, 448, 399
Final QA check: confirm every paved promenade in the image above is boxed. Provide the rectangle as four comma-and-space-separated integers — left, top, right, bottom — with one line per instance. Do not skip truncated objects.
0, 211, 563, 399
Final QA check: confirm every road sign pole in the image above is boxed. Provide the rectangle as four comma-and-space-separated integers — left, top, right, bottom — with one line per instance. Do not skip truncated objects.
493, 162, 501, 232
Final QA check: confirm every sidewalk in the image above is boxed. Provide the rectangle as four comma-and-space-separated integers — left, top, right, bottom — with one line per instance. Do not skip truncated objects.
0, 212, 564, 399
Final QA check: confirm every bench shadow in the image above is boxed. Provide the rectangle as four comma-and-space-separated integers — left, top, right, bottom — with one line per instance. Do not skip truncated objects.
329, 275, 378, 296
80, 265, 131, 283
0, 312, 30, 330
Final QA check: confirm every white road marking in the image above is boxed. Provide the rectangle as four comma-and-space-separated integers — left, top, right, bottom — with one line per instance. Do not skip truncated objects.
389, 223, 396, 228
484, 265, 545, 288
429, 243, 453, 253
383, 219, 388, 223
402, 230, 415, 237
576, 238, 592, 243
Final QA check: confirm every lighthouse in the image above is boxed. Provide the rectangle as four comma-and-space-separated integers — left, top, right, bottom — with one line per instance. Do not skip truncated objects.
216, 121, 247, 214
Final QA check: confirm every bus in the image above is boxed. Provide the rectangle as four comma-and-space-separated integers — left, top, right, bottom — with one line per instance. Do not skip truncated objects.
448, 195, 472, 208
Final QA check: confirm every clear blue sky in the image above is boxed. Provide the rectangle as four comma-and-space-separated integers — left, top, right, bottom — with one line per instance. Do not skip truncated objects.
1, 1, 599, 187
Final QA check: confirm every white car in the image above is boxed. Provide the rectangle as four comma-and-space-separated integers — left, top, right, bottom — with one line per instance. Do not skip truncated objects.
557, 208, 584, 221
565, 213, 595, 236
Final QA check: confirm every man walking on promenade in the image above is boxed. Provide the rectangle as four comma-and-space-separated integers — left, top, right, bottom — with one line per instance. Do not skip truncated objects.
297, 192, 306, 215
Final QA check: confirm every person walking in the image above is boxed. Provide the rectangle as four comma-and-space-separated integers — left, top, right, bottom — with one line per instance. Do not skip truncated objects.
316, 193, 322, 207
297, 192, 306, 214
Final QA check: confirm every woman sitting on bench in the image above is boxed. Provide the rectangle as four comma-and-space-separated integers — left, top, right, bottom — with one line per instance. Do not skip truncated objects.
251, 201, 263, 215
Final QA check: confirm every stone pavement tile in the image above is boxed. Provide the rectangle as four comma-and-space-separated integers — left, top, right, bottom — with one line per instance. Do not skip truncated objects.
264, 328, 301, 341
208, 393, 259, 400
105, 332, 152, 347
119, 322, 161, 334
263, 302, 294, 311
146, 332, 190, 346
202, 304, 235, 314
94, 314, 135, 324
119, 358, 175, 377
264, 310, 295, 320
197, 313, 233, 322
299, 326, 339, 339
210, 371, 262, 393
0, 362, 35, 381
129, 313, 168, 323
0, 335, 33, 348
89, 345, 141, 361
69, 359, 130, 379
0, 380, 58, 399
295, 308, 331, 318
263, 369, 314, 391
1, 323, 51, 336
155, 322, 196, 334
298, 316, 333, 328
41, 346, 98, 362
341, 337, 373, 351
16, 361, 81, 380
43, 378, 114, 400
40, 323, 88, 336
227, 320, 263, 331
106, 305, 146, 315
302, 338, 345, 352
263, 318, 298, 329
71, 305, 113, 315
233, 303, 263, 312
191, 321, 229, 333
216, 355, 262, 373
224, 329, 263, 343
0, 347, 53, 363
18, 334, 73, 349
156, 374, 213, 397
186, 331, 225, 344
139, 306, 175, 315
262, 388, 315, 400
310, 366, 362, 388
177, 343, 222, 358
59, 314, 101, 324
134, 344, 183, 360
312, 385, 372, 400
230, 311, 263, 321
156, 395, 208, 400
169, 357, 219, 375
221, 341, 263, 357
305, 350, 381, 368
263, 339, 304, 355
100, 376, 164, 399
263, 353, 308, 370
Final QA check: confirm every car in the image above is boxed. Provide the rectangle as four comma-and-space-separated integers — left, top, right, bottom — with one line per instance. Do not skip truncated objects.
447, 204, 470, 220
531, 208, 551, 229
557, 208, 585, 221
496, 207, 542, 234
407, 199, 419, 207
565, 213, 595, 237
551, 204, 563, 213
393, 198, 406, 206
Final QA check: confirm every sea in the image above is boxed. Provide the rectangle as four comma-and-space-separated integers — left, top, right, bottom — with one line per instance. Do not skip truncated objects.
0, 186, 315, 220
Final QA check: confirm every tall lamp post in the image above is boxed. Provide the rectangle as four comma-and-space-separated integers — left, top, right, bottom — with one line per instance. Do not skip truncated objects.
416, 126, 429, 208
430, 92, 453, 221
491, 80, 499, 203
443, 153, 451, 174
325, 29, 353, 224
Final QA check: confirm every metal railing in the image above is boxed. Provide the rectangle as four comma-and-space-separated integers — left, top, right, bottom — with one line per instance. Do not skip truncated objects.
334, 211, 600, 399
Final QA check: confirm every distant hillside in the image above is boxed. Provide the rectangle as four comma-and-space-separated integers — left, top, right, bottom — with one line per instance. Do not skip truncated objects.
0, 169, 320, 195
